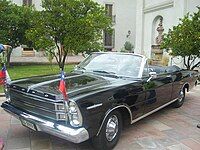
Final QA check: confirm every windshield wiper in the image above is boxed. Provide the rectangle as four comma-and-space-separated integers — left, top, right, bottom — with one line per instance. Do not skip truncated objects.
77, 66, 86, 70
92, 70, 116, 75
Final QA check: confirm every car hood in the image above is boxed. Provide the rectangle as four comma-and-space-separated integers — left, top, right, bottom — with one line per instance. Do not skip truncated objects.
10, 73, 135, 100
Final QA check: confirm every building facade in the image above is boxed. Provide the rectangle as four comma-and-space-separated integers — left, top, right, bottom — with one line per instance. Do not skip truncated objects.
135, 0, 200, 57
11, 0, 200, 66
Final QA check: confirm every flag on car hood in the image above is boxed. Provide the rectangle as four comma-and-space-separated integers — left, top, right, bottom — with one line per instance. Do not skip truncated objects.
59, 71, 68, 101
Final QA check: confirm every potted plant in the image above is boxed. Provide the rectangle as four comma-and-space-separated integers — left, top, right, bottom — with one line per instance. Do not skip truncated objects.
121, 41, 134, 53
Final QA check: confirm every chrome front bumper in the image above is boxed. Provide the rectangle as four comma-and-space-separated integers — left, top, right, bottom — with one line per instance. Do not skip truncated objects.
1, 102, 89, 143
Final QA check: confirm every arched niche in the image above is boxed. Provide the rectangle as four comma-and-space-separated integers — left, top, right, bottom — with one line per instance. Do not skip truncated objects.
151, 15, 164, 65
151, 15, 163, 45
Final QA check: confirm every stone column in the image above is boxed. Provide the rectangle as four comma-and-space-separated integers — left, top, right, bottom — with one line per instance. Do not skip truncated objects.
135, 0, 144, 54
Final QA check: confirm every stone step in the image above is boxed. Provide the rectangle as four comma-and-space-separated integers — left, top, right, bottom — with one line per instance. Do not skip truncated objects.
151, 60, 162, 66
22, 51, 35, 57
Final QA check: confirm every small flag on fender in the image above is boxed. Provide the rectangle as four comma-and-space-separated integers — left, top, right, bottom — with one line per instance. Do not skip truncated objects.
0, 65, 11, 85
59, 71, 68, 101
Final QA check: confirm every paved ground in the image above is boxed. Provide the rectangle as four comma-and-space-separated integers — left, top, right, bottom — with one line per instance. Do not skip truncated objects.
10, 55, 84, 64
0, 85, 200, 150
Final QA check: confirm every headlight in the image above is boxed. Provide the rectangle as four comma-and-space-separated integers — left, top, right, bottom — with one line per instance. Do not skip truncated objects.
68, 101, 83, 127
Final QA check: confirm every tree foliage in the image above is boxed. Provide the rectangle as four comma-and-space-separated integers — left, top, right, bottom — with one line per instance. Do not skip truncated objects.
0, 0, 34, 66
26, 0, 112, 70
161, 7, 200, 70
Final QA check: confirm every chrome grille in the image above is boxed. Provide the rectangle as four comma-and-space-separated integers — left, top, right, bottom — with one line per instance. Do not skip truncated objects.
9, 88, 66, 121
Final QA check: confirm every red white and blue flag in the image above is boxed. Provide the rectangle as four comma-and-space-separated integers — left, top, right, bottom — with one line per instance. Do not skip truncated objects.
59, 71, 68, 101
0, 65, 11, 85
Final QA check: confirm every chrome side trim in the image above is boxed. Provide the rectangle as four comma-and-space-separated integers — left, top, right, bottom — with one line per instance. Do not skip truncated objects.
182, 82, 190, 92
97, 98, 178, 136
96, 105, 132, 136
86, 103, 103, 110
131, 98, 177, 124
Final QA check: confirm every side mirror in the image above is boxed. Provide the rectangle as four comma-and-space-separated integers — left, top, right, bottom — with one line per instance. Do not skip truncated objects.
147, 72, 157, 82
149, 72, 157, 78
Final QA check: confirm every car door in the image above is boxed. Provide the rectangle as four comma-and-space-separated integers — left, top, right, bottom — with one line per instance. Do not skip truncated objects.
166, 66, 183, 100
142, 68, 173, 114
113, 80, 146, 120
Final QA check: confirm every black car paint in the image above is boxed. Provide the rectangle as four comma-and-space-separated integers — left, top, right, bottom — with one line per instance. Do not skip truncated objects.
1, 64, 198, 139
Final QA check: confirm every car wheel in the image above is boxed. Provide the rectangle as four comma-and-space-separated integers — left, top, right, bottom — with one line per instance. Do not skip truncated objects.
173, 88, 185, 108
92, 110, 122, 150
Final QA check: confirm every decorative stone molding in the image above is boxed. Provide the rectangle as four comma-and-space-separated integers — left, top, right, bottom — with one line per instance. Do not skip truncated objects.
143, 0, 174, 13
156, 18, 164, 45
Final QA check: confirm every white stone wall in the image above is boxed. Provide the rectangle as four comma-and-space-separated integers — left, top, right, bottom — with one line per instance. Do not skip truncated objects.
95, 0, 136, 51
11, 0, 22, 5
186, 0, 200, 13
12, 0, 42, 10
32, 0, 42, 10
11, 47, 22, 57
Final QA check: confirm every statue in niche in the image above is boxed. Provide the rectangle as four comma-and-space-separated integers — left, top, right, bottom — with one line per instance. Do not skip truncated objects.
151, 17, 165, 65
155, 17, 164, 45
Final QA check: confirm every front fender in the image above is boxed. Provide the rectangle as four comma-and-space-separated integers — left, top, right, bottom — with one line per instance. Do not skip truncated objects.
96, 104, 132, 136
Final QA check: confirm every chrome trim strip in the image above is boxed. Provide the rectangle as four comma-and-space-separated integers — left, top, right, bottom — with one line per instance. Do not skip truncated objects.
97, 98, 178, 136
97, 105, 132, 136
138, 58, 148, 78
55, 103, 65, 111
92, 52, 145, 58
56, 112, 68, 121
2, 102, 89, 143
131, 98, 177, 124
182, 82, 190, 92
10, 79, 29, 84
86, 103, 103, 110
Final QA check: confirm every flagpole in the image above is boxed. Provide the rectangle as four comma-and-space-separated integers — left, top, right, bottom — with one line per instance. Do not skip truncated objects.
60, 67, 68, 125
64, 100, 68, 125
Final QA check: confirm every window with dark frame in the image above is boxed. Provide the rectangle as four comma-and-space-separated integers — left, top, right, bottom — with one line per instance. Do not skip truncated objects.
104, 30, 115, 51
23, 0, 32, 6
105, 4, 113, 18
104, 4, 115, 51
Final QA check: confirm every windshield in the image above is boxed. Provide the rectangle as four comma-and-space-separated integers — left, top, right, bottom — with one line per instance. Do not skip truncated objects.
77, 53, 144, 78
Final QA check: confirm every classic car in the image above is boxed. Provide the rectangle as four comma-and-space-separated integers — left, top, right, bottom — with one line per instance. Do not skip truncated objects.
1, 52, 199, 150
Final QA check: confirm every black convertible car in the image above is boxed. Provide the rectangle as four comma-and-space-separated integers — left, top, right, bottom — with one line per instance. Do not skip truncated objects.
1, 52, 199, 150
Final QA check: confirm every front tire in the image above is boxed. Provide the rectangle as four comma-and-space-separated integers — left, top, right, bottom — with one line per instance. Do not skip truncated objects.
173, 88, 185, 108
92, 110, 122, 150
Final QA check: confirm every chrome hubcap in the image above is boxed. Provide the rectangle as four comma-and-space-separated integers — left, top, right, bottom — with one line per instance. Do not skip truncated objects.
178, 90, 184, 102
106, 115, 119, 142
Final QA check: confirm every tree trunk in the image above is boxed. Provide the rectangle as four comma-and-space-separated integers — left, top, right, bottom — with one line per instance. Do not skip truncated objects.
6, 48, 13, 67
61, 53, 67, 70
183, 56, 190, 70
187, 55, 191, 70
191, 61, 200, 70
